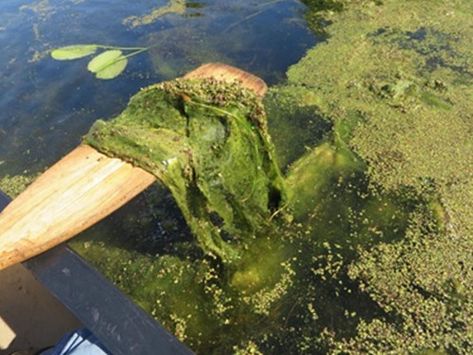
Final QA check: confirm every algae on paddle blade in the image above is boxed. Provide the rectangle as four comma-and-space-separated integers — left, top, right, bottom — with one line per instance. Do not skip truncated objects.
85, 78, 286, 263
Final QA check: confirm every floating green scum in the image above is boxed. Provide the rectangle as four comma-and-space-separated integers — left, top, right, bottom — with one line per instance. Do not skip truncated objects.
65, 0, 473, 353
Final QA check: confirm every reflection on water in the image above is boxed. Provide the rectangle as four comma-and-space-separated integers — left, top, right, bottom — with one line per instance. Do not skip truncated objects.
0, 0, 317, 177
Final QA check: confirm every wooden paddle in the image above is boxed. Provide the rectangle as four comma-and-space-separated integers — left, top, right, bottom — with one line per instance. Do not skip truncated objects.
0, 63, 267, 271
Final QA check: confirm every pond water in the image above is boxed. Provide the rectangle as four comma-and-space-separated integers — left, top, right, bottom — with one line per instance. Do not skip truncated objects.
0, 0, 318, 178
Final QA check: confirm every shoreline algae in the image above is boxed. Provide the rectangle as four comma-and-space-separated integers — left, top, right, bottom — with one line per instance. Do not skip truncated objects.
69, 0, 472, 353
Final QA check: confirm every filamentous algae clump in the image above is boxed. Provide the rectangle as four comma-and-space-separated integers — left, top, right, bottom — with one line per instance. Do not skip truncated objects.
85, 79, 285, 263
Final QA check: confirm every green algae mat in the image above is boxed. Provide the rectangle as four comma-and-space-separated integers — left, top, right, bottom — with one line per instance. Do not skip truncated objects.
2, 0, 468, 353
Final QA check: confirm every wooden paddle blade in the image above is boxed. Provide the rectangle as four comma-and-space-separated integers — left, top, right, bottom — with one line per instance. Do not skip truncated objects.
0, 145, 156, 270
0, 63, 267, 270
184, 63, 268, 97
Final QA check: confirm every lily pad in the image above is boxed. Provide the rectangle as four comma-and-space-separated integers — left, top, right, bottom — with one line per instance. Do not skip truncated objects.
87, 50, 128, 79
51, 44, 98, 60
95, 58, 128, 79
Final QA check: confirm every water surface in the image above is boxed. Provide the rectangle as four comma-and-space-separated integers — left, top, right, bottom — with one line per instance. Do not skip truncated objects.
0, 0, 318, 177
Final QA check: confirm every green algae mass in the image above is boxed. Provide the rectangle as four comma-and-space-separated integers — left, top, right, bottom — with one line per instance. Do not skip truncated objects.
85, 78, 285, 264
70, 0, 473, 353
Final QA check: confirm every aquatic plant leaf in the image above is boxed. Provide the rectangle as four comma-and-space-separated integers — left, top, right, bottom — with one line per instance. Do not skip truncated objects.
87, 50, 128, 79
51, 45, 98, 60
95, 57, 128, 79
87, 50, 122, 73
